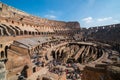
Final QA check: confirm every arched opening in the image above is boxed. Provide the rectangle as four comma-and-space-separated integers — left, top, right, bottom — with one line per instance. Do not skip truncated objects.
1, 51, 4, 58
10, 25, 19, 36
32, 32, 34, 35
12, 21, 14, 24
24, 30, 27, 35
22, 24, 24, 26
33, 67, 36, 73
29, 31, 31, 35
38, 32, 40, 35
41, 32, 43, 35
21, 65, 29, 78
51, 50, 55, 59
5, 46, 9, 58
56, 50, 60, 59
35, 32, 37, 35
20, 31, 23, 35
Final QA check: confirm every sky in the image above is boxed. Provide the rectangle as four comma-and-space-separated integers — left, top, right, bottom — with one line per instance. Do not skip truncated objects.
0, 0, 120, 28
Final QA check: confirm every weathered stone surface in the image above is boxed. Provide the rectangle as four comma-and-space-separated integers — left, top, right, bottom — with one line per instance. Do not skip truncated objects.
0, 2, 120, 80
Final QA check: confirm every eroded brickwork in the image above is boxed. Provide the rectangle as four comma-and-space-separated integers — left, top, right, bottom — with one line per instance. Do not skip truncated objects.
0, 2, 120, 80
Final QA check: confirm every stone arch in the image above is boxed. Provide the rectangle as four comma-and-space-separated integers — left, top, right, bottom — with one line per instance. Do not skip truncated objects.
1, 51, 4, 58
41, 32, 43, 35
51, 50, 55, 59
5, 46, 9, 58
22, 24, 24, 26
21, 65, 29, 78
20, 31, 23, 35
24, 30, 28, 35
32, 32, 34, 35
56, 50, 60, 59
12, 21, 14, 24
35, 32, 38, 35
29, 31, 31, 35
38, 32, 40, 35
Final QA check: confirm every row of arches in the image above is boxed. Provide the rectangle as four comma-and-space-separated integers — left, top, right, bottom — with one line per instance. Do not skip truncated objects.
1, 18, 78, 34
23, 30, 55, 36
21, 30, 78, 36
0, 23, 80, 37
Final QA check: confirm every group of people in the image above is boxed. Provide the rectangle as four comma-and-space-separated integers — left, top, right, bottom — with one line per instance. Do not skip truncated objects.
65, 62, 83, 80
35, 59, 83, 80
66, 70, 82, 80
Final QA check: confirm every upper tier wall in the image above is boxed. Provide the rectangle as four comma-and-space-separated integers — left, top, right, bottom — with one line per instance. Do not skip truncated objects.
88, 23, 120, 32
0, 2, 80, 30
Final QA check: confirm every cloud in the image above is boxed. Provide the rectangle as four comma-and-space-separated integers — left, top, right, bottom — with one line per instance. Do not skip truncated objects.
81, 16, 119, 28
97, 17, 112, 22
82, 17, 93, 23
113, 20, 119, 23
44, 14, 56, 19
44, 10, 60, 19
82, 17, 113, 23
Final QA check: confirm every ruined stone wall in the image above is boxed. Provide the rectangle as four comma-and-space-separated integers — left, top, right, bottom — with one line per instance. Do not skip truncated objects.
82, 64, 120, 80
66, 22, 80, 29
0, 2, 81, 63
86, 23, 120, 42
0, 2, 81, 35
83, 23, 120, 52
6, 50, 27, 70
82, 66, 112, 80
0, 2, 30, 17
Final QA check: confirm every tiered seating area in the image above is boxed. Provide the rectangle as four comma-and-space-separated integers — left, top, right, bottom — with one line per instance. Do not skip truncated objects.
0, 2, 120, 80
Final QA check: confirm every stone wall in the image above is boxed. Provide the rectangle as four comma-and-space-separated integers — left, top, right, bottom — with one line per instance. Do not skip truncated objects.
0, 2, 81, 36
10, 44, 28, 55
82, 64, 120, 80
6, 49, 28, 70
85, 23, 120, 42
83, 23, 120, 52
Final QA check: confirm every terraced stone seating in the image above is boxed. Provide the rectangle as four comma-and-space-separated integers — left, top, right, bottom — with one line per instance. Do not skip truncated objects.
0, 23, 22, 36
0, 23, 11, 36
0, 23, 41, 36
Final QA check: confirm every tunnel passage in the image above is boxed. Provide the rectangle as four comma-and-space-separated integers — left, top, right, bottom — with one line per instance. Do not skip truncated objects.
51, 43, 104, 64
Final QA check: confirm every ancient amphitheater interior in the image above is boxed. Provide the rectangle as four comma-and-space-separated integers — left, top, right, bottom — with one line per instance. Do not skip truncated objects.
0, 2, 120, 80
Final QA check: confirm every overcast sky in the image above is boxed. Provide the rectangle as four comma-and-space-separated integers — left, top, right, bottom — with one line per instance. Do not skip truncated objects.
1, 0, 120, 28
